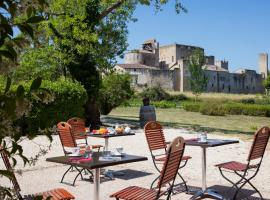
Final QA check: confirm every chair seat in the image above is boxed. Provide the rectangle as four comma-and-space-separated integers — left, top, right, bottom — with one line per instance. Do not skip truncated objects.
24, 188, 75, 200
155, 155, 191, 162
110, 186, 158, 200
216, 161, 258, 171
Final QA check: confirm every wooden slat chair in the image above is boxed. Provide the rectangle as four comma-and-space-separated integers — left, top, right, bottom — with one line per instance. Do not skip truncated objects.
67, 117, 103, 151
215, 126, 270, 200
57, 122, 90, 186
110, 136, 186, 200
0, 148, 75, 200
144, 121, 191, 192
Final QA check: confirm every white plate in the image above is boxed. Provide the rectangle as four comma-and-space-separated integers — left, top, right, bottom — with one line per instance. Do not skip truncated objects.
68, 153, 81, 157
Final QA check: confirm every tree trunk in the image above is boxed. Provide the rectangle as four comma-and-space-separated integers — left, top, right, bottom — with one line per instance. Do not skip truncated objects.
84, 98, 101, 130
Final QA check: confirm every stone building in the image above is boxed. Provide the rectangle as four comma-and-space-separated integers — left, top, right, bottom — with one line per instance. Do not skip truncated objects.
115, 39, 268, 94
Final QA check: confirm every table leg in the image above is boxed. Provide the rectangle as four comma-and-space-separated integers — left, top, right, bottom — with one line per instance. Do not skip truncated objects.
190, 147, 223, 200
202, 147, 207, 191
105, 138, 109, 151
93, 168, 100, 200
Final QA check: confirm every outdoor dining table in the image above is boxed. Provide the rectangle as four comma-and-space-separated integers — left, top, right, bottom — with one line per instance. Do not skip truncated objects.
87, 132, 135, 152
46, 152, 147, 200
185, 138, 239, 200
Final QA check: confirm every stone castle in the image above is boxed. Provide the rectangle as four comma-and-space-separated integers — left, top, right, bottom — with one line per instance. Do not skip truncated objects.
115, 39, 269, 93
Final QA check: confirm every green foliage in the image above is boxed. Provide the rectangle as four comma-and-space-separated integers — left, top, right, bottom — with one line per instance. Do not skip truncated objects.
13, 46, 64, 82
199, 102, 226, 116
181, 101, 201, 112
98, 73, 134, 115
152, 100, 177, 108
263, 75, 270, 94
15, 78, 87, 136
168, 94, 188, 101
0, 0, 47, 62
241, 98, 255, 104
139, 86, 170, 101
182, 101, 270, 117
188, 49, 208, 98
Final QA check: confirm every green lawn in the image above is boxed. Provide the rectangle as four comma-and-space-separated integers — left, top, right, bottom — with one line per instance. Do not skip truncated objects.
108, 107, 270, 139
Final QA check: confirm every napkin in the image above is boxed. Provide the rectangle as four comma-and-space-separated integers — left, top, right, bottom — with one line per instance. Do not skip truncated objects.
68, 157, 92, 162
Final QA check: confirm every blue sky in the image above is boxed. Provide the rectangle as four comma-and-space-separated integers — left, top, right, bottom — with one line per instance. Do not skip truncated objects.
122, 0, 270, 72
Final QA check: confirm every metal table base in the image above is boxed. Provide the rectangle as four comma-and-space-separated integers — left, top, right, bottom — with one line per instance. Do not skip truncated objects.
190, 147, 223, 200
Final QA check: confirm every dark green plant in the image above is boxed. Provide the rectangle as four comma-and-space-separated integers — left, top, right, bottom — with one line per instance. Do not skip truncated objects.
139, 86, 170, 101
98, 73, 134, 115
200, 102, 226, 116
14, 78, 87, 136
188, 49, 208, 100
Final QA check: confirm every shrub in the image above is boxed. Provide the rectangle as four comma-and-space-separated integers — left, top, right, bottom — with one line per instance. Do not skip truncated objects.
15, 78, 87, 135
182, 101, 201, 112
241, 98, 255, 104
168, 94, 188, 101
153, 100, 177, 108
139, 86, 170, 101
199, 102, 226, 116
98, 73, 134, 115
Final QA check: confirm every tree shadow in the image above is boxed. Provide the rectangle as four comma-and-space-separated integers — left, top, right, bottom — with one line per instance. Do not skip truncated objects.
103, 116, 254, 135
113, 169, 152, 180
174, 184, 269, 200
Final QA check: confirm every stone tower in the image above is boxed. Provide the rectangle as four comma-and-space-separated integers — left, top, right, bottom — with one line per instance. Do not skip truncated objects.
259, 53, 268, 79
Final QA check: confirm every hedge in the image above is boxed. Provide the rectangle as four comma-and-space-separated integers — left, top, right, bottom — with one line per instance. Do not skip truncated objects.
14, 78, 88, 135
182, 101, 270, 117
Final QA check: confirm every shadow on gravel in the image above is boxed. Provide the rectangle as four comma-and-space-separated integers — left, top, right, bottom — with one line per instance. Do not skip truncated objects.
113, 169, 152, 180
174, 184, 270, 200
103, 116, 254, 135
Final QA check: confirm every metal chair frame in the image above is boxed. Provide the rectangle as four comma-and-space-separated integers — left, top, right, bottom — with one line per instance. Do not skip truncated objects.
110, 136, 186, 200
57, 122, 92, 186
216, 126, 270, 200
144, 121, 190, 192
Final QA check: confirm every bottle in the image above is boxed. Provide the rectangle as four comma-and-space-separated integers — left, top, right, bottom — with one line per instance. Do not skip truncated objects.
84, 145, 92, 158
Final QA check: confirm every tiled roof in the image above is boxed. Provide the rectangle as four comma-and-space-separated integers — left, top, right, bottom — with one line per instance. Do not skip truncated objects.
116, 64, 159, 70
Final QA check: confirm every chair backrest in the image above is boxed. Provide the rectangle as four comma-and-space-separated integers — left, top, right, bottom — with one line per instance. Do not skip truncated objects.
247, 126, 270, 161
57, 122, 77, 154
67, 117, 87, 140
156, 137, 185, 193
144, 121, 167, 152
0, 148, 22, 198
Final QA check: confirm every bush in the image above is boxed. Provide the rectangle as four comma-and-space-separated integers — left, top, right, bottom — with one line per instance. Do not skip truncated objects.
139, 86, 170, 101
168, 94, 188, 101
200, 102, 226, 116
153, 100, 177, 108
182, 100, 270, 117
15, 78, 87, 135
241, 98, 255, 104
98, 73, 134, 115
182, 101, 201, 112
224, 103, 270, 117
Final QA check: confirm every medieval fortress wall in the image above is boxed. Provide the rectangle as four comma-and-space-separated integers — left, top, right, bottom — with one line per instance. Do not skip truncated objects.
116, 39, 268, 94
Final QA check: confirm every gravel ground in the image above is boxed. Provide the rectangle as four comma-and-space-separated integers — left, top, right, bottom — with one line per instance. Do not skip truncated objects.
1, 128, 270, 200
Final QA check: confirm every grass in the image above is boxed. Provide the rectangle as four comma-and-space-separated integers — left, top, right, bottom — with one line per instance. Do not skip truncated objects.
108, 107, 270, 140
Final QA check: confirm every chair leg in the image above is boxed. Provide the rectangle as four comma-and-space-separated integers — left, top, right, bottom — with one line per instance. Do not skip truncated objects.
61, 166, 73, 183
234, 171, 263, 199
151, 175, 160, 189
177, 172, 188, 193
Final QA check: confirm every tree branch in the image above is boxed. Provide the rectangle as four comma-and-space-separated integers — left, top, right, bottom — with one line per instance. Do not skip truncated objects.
98, 0, 126, 20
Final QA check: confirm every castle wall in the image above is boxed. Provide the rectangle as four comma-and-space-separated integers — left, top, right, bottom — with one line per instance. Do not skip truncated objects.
159, 45, 176, 67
